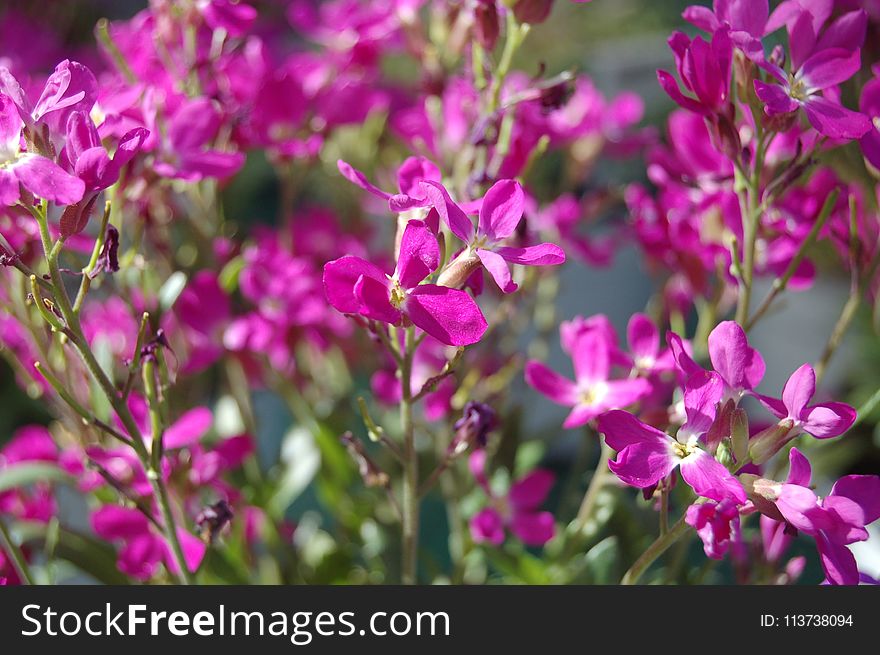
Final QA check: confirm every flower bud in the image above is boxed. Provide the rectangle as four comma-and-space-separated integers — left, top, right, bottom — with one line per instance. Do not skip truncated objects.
748, 419, 796, 465
196, 500, 235, 544
474, 0, 500, 51
437, 251, 482, 289
449, 401, 497, 456
730, 407, 749, 465
513, 0, 555, 25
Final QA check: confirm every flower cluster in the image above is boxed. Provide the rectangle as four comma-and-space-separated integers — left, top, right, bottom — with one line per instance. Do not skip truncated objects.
0, 0, 877, 588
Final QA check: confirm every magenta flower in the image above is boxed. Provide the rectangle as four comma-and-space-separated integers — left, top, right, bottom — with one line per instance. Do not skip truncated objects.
0, 59, 97, 133
754, 448, 880, 585
598, 409, 746, 503
92, 505, 205, 581
323, 219, 488, 346
683, 0, 769, 57
338, 157, 441, 212
755, 363, 856, 441
754, 9, 870, 140
525, 327, 652, 428
669, 320, 765, 401
423, 179, 565, 293
657, 28, 732, 116
626, 313, 675, 376
58, 111, 147, 235
153, 98, 245, 181
686, 498, 741, 560
468, 449, 556, 547
0, 93, 84, 206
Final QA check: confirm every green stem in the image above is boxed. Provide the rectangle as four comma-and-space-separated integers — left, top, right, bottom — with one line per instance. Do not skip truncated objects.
621, 515, 690, 585
0, 519, 35, 585
32, 206, 193, 584
735, 134, 766, 326
400, 326, 419, 584
573, 442, 612, 530
746, 189, 839, 331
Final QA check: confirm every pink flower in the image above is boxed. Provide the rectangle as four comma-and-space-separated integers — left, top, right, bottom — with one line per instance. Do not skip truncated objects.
668, 320, 765, 401
752, 448, 880, 585
658, 28, 733, 116
468, 450, 556, 547
338, 157, 441, 212
753, 363, 856, 459
153, 98, 245, 181
323, 219, 488, 346
0, 93, 84, 206
526, 323, 652, 428
598, 409, 747, 503
754, 9, 870, 139
686, 498, 741, 560
422, 179, 565, 293
91, 505, 205, 581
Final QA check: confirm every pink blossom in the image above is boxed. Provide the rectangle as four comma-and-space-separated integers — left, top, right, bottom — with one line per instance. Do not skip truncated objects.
526, 323, 652, 429
423, 179, 565, 293
91, 505, 205, 581
323, 219, 488, 346
468, 450, 556, 547
598, 409, 747, 503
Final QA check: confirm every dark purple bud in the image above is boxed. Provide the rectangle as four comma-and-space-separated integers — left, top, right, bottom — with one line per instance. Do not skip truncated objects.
89, 225, 120, 279
473, 0, 500, 51
340, 432, 390, 488
513, 0, 555, 25
450, 401, 497, 455
196, 499, 235, 545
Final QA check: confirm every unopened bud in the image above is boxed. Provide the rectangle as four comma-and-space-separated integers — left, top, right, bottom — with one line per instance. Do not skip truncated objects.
513, 0, 555, 25
748, 419, 796, 465
731, 407, 749, 465
474, 0, 500, 51
196, 500, 235, 544
449, 401, 497, 456
437, 251, 482, 289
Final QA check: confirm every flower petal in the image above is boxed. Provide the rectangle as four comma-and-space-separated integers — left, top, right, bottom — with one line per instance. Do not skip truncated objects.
679, 449, 747, 503
323, 256, 388, 314
476, 247, 517, 293
509, 469, 555, 510
478, 179, 524, 241
164, 407, 213, 450
405, 284, 487, 346
420, 180, 474, 243
597, 409, 671, 452
801, 401, 856, 439
802, 95, 872, 140
510, 511, 555, 547
608, 440, 678, 488
495, 243, 565, 266
707, 320, 765, 391
524, 361, 578, 406
336, 159, 392, 200
395, 219, 439, 289
12, 154, 85, 205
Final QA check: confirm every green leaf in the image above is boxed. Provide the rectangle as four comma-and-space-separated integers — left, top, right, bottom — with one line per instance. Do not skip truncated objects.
158, 271, 188, 312
0, 464, 73, 493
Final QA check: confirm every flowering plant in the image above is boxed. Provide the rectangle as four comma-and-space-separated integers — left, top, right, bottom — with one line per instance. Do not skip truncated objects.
1, 0, 879, 587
